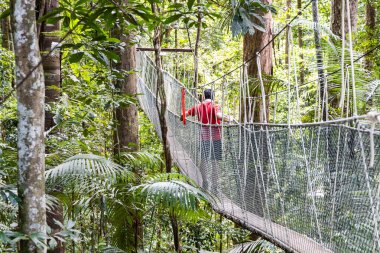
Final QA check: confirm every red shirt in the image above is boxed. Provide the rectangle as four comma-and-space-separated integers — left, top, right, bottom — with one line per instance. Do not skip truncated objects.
187, 100, 222, 141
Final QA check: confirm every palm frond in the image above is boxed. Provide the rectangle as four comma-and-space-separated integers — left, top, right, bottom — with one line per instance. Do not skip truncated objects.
291, 19, 339, 40
228, 240, 271, 253
45, 154, 133, 183
144, 172, 197, 185
0, 183, 19, 206
366, 80, 380, 102
120, 150, 162, 168
100, 245, 127, 253
131, 173, 211, 219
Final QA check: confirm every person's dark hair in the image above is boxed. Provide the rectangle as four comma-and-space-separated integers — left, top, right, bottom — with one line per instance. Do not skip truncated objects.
204, 89, 214, 100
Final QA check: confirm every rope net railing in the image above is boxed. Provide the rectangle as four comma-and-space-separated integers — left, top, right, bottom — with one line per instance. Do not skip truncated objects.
136, 51, 380, 253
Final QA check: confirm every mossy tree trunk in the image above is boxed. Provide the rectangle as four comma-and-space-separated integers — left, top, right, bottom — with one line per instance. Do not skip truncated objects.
11, 0, 46, 252
1, 15, 11, 50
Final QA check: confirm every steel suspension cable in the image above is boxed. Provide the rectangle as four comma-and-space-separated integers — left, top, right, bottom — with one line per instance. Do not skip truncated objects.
250, 42, 380, 100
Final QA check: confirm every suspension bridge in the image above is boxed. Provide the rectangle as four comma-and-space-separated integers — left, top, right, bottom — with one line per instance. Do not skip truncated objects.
134, 1, 380, 251
136, 50, 380, 252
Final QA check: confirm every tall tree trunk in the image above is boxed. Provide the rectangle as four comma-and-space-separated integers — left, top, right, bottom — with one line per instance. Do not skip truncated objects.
297, 0, 304, 85
365, 0, 376, 70
39, 0, 61, 132
37, 1, 65, 252
312, 0, 327, 121
330, 0, 358, 110
243, 0, 273, 123
170, 214, 181, 253
112, 37, 139, 155
11, 0, 46, 252
193, 0, 202, 88
152, 3, 178, 251
284, 0, 292, 66
112, 1, 141, 251
1, 16, 11, 50
152, 3, 172, 173
331, 0, 358, 37
242, 1, 272, 237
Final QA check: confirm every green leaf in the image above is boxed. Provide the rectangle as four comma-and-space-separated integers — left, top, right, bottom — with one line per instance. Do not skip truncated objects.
0, 8, 10, 19
164, 14, 183, 24
37, 7, 64, 23
107, 37, 121, 43
169, 3, 184, 9
29, 232, 48, 249
68, 52, 84, 63
187, 0, 196, 10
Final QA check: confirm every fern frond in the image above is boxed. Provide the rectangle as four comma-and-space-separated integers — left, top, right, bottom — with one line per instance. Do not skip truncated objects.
131, 174, 211, 219
120, 151, 163, 168
228, 240, 268, 253
45, 154, 132, 182
366, 80, 380, 102
101, 246, 127, 253
291, 19, 339, 40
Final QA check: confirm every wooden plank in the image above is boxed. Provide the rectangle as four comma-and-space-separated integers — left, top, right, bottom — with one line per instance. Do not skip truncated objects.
166, 129, 333, 253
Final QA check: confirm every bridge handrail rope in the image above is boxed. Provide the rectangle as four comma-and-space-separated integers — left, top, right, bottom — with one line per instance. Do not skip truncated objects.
248, 42, 380, 101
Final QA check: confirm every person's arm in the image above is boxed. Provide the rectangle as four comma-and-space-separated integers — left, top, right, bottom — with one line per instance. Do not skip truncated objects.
216, 112, 234, 122
215, 105, 234, 122
180, 106, 195, 121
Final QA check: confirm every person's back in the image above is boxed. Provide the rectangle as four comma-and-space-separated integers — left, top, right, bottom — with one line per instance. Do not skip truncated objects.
188, 100, 221, 141
183, 89, 233, 191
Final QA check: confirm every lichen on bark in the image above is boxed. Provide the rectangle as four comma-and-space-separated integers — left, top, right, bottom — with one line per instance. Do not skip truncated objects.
11, 0, 47, 252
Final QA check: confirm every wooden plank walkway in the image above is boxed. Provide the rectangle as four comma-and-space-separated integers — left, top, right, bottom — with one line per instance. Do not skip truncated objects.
167, 130, 334, 253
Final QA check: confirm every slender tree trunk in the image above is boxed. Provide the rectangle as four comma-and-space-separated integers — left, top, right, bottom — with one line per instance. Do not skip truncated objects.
331, 0, 358, 37
1, 16, 11, 50
219, 214, 223, 253
243, 0, 272, 123
11, 0, 46, 252
39, 0, 61, 132
152, 3, 172, 173
174, 0, 179, 80
330, 0, 358, 110
152, 3, 181, 253
312, 0, 327, 121
365, 0, 376, 70
37, 1, 65, 252
284, 0, 292, 66
170, 214, 181, 253
242, 1, 272, 236
193, 0, 202, 88
297, 0, 304, 85
112, 1, 142, 251
152, 4, 179, 252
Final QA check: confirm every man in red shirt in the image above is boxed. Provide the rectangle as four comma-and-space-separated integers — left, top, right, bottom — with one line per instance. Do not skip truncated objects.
183, 89, 233, 191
